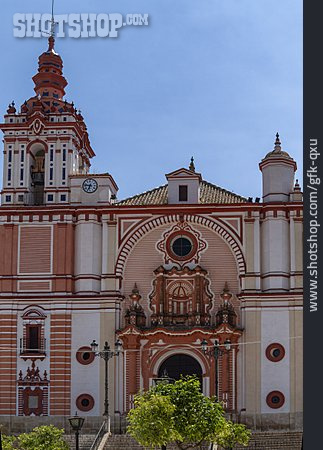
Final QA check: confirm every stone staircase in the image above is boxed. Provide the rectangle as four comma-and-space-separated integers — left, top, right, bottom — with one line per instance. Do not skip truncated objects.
103, 431, 303, 450
236, 431, 303, 449
103, 435, 209, 449
64, 433, 97, 449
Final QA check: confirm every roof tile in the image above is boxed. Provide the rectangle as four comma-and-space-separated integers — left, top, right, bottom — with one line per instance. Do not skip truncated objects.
117, 181, 247, 205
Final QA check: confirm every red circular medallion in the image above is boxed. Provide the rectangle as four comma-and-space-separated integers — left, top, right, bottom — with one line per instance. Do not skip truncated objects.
76, 394, 95, 412
265, 343, 285, 362
166, 230, 198, 262
76, 346, 95, 365
266, 391, 285, 409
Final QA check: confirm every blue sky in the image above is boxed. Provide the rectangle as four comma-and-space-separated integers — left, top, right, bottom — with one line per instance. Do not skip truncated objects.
0, 0, 302, 200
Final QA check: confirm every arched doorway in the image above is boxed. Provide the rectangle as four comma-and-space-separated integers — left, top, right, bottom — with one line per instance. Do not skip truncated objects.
158, 354, 203, 388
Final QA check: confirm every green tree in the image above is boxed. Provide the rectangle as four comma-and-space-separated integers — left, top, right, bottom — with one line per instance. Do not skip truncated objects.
1, 434, 18, 450
128, 375, 250, 450
217, 421, 251, 449
127, 392, 181, 449
17, 425, 68, 450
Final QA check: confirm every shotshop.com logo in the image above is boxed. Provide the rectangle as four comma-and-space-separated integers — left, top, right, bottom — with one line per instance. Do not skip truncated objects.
13, 13, 149, 38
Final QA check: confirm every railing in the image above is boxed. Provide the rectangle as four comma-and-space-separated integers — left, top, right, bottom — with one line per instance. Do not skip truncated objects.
20, 337, 46, 355
90, 421, 108, 450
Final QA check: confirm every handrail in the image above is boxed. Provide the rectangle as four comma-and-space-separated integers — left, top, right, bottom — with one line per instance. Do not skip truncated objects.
90, 421, 107, 450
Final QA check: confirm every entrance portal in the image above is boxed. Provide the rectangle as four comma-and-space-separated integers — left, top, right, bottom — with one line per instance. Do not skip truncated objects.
158, 354, 203, 388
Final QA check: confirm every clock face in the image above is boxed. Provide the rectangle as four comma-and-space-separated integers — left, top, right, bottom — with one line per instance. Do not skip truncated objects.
82, 178, 98, 193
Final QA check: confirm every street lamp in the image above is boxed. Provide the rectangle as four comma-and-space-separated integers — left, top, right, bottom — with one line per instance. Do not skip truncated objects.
90, 338, 122, 433
68, 412, 85, 450
201, 338, 231, 399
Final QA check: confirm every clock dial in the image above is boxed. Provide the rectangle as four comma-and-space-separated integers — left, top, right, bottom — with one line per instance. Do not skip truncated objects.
82, 178, 98, 193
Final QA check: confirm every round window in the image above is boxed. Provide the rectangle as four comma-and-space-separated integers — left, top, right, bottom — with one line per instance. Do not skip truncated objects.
171, 237, 193, 257
82, 352, 91, 361
165, 230, 198, 262
76, 346, 95, 365
265, 343, 285, 363
266, 391, 285, 409
76, 394, 95, 412
81, 398, 90, 407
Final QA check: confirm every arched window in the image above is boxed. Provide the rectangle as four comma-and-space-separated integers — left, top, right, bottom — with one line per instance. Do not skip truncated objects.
20, 309, 46, 359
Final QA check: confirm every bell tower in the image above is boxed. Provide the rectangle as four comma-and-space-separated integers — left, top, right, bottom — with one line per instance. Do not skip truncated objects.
0, 35, 95, 206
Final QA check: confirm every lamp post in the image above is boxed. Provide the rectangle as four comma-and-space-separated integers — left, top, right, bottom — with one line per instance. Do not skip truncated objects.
201, 338, 231, 399
152, 370, 174, 450
68, 412, 85, 450
90, 338, 122, 433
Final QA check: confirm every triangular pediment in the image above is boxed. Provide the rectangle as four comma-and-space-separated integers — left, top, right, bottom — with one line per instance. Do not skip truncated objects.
165, 168, 202, 181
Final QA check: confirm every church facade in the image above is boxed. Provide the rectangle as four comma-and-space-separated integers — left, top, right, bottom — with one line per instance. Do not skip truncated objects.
0, 38, 303, 430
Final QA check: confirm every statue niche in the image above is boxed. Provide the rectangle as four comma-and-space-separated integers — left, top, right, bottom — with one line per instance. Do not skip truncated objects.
149, 265, 213, 327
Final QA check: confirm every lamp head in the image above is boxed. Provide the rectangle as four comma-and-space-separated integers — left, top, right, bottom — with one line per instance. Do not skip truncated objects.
201, 339, 208, 353
115, 338, 122, 355
68, 412, 85, 432
90, 339, 98, 353
224, 339, 231, 351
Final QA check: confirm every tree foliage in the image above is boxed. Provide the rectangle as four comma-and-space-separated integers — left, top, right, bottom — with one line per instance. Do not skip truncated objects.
217, 421, 251, 449
18, 425, 68, 450
1, 425, 68, 450
127, 376, 250, 449
1, 434, 17, 450
127, 393, 181, 449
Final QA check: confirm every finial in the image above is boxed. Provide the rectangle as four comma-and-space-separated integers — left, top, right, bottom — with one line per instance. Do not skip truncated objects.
220, 281, 232, 302
294, 179, 301, 192
7, 101, 16, 114
189, 156, 195, 172
132, 283, 139, 294
48, 36, 55, 52
274, 132, 281, 152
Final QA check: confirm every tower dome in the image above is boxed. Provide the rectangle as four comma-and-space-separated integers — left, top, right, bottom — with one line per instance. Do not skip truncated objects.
32, 37, 68, 100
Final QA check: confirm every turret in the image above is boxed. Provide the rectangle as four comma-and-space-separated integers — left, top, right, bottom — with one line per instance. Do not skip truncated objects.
259, 133, 297, 203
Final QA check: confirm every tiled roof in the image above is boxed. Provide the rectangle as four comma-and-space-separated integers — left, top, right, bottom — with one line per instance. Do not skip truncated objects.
117, 181, 247, 206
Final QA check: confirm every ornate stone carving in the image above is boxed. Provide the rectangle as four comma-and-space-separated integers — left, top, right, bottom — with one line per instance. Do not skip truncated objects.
17, 361, 49, 417
216, 282, 237, 327
156, 221, 207, 265
149, 265, 213, 327
125, 284, 146, 328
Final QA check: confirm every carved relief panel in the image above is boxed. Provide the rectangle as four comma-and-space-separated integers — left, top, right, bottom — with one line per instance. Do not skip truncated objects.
149, 265, 213, 327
